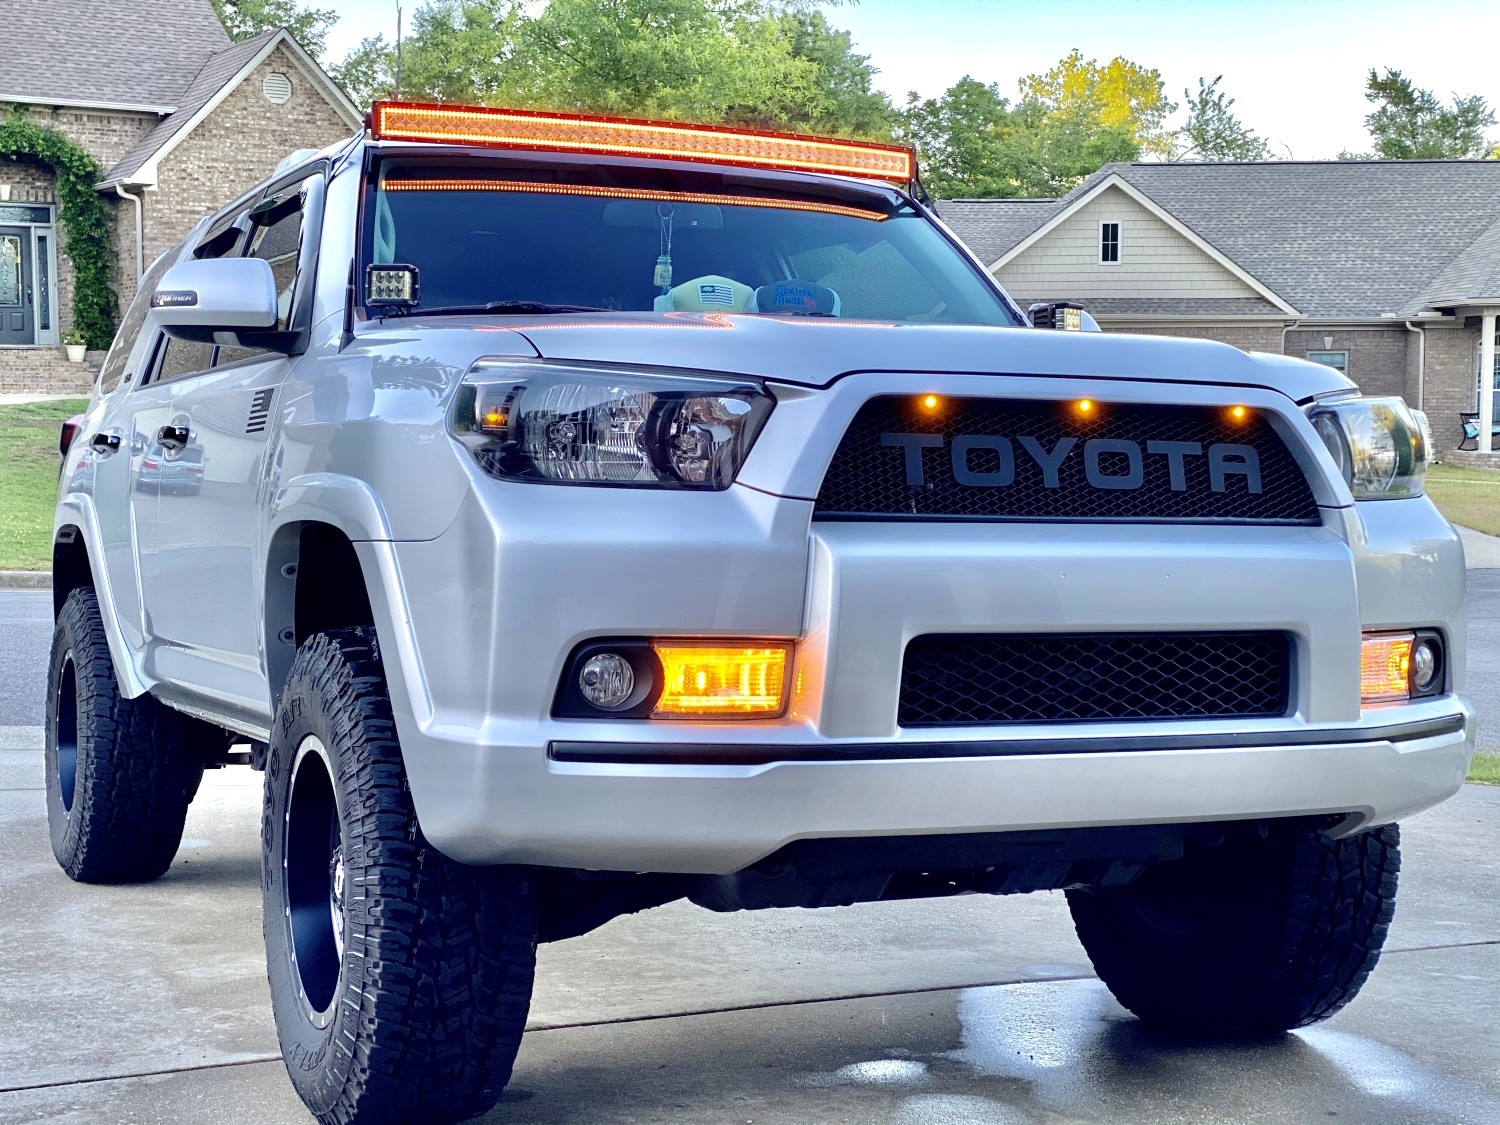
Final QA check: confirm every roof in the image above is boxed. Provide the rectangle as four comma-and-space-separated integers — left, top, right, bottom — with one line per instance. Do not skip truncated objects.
101, 30, 362, 187
103, 32, 278, 185
942, 160, 1500, 319
0, 0, 230, 110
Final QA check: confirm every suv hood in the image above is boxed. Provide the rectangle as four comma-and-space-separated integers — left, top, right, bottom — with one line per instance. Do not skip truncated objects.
387, 313, 1352, 401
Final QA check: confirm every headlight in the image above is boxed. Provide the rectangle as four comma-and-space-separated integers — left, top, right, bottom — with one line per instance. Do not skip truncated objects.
451, 360, 773, 489
1307, 395, 1427, 500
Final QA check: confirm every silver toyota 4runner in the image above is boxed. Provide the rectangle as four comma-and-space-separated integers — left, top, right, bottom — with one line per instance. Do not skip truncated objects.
47, 102, 1473, 1125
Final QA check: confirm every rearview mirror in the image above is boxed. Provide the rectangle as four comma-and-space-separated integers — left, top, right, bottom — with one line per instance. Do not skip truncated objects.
151, 257, 279, 344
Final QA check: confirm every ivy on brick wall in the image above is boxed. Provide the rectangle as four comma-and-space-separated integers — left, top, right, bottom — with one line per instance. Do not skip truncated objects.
0, 108, 118, 350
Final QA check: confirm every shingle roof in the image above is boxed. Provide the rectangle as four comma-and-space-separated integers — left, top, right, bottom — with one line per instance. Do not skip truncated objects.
102, 32, 280, 185
936, 199, 1060, 265
942, 161, 1500, 319
0, 0, 230, 109
1409, 214, 1500, 311
1069, 297, 1289, 317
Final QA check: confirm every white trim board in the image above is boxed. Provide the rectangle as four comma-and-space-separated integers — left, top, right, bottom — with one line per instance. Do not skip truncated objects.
991, 174, 1301, 318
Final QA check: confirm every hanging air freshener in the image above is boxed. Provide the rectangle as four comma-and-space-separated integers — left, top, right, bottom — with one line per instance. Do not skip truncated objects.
655, 205, 674, 293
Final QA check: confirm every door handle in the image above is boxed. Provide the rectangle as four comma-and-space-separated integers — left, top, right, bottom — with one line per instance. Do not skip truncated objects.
157, 424, 190, 452
89, 432, 120, 454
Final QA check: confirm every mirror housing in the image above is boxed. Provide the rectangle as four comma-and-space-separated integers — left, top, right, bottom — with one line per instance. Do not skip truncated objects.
151, 257, 280, 346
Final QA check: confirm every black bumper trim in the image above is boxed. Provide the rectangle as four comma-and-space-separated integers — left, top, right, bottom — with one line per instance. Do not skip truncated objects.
548, 712, 1467, 766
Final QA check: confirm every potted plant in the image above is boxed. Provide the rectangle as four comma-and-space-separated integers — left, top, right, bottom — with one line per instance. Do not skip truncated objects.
61, 330, 87, 363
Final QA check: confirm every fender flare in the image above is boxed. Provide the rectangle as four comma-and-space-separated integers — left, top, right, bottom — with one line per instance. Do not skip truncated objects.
264, 475, 433, 729
53, 493, 154, 699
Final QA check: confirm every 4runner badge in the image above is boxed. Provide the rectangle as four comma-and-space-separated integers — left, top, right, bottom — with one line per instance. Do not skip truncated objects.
879, 433, 1263, 493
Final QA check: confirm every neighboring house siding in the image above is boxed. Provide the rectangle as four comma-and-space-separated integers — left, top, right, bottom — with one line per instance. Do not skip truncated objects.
142, 46, 352, 281
997, 187, 1258, 303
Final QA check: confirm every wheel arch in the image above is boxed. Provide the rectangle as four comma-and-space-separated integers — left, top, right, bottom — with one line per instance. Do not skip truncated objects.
263, 475, 392, 709
51, 497, 152, 698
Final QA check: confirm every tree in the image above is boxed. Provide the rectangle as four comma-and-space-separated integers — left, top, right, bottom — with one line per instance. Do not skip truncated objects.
331, 0, 896, 137
1359, 68, 1495, 159
898, 77, 1016, 198
212, 0, 338, 58
1017, 49, 1176, 159
896, 56, 1152, 199
1174, 76, 1271, 161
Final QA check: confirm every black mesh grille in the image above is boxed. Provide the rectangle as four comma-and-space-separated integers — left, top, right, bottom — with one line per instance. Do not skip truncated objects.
815, 397, 1319, 523
898, 632, 1291, 727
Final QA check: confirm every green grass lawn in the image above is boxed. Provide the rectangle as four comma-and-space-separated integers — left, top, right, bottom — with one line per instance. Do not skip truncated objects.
1427, 462, 1500, 537
1469, 752, 1500, 786
0, 398, 88, 571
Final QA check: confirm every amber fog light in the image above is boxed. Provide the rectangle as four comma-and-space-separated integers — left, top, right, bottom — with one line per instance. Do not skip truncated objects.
1361, 630, 1444, 706
652, 643, 790, 718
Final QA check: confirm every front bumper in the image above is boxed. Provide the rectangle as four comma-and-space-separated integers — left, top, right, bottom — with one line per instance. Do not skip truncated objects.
384, 702, 1472, 872
361, 451, 1472, 871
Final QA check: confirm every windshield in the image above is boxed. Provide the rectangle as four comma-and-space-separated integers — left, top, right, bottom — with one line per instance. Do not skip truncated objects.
361, 158, 1022, 326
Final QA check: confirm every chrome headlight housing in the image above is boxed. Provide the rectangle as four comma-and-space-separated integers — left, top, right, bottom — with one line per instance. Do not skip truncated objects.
451, 359, 773, 489
1307, 395, 1427, 500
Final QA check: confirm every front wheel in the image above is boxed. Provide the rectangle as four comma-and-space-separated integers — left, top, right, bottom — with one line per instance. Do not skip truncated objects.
263, 628, 537, 1125
1067, 822, 1399, 1036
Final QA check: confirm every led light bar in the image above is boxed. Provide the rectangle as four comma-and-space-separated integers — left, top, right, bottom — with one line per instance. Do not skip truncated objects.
371, 101, 916, 183
380, 178, 888, 221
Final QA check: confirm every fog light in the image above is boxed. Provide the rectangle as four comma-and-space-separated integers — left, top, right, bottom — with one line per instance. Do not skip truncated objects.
578, 653, 635, 710
652, 643, 790, 717
1411, 637, 1441, 694
1361, 632, 1413, 704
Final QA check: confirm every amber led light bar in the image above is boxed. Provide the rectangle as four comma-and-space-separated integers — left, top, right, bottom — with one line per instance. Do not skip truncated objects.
380, 178, 886, 221
371, 101, 916, 183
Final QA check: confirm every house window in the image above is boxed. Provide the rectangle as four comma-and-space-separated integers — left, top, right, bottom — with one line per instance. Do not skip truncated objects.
1306, 350, 1348, 373
1099, 222, 1120, 264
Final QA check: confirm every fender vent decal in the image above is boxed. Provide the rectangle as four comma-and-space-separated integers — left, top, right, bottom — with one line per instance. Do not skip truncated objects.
247, 388, 274, 434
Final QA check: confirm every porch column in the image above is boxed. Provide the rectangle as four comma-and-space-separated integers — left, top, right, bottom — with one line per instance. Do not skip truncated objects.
1482, 309, 1498, 452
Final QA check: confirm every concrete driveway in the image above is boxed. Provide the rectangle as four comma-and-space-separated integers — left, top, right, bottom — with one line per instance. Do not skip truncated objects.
0, 581, 1496, 1124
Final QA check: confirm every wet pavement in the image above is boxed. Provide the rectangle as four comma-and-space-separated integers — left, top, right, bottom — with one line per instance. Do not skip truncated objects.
0, 752, 1494, 1125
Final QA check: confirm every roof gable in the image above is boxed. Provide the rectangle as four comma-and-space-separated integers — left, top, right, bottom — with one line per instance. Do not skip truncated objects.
102, 30, 361, 187
0, 0, 229, 111
994, 175, 1299, 315
942, 160, 1500, 319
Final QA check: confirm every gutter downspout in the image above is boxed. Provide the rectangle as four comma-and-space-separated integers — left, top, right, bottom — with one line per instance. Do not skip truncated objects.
112, 184, 144, 282
1404, 320, 1427, 410
1280, 320, 1299, 354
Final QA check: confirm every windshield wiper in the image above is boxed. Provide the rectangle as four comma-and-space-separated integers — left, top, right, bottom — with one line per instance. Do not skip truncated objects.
402, 300, 615, 318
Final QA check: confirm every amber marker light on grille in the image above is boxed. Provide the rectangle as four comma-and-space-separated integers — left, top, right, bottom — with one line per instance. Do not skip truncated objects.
652, 643, 791, 718
920, 394, 941, 412
1361, 632, 1414, 704
1074, 399, 1095, 415
371, 101, 916, 182
1229, 405, 1250, 422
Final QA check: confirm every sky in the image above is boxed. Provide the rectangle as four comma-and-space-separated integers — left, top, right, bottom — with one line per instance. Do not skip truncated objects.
318, 0, 1500, 160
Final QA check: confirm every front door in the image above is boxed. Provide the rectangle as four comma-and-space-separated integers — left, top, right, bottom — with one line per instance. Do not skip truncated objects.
0, 226, 34, 345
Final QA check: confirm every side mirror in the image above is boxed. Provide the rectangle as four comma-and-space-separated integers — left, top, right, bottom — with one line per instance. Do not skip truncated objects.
151, 257, 279, 345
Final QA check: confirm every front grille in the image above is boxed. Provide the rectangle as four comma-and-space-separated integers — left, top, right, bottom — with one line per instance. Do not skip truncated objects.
898, 632, 1291, 727
815, 397, 1319, 523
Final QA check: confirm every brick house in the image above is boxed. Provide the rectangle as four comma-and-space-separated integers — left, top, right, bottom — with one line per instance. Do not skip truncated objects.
1, 0, 360, 392
941, 162, 1500, 460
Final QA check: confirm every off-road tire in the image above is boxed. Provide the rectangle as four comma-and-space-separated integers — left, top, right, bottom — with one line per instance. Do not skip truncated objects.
1066, 822, 1400, 1036
45, 586, 209, 883
263, 627, 537, 1125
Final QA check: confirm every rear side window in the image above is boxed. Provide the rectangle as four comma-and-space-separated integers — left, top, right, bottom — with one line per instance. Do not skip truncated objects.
153, 337, 214, 383
97, 254, 172, 395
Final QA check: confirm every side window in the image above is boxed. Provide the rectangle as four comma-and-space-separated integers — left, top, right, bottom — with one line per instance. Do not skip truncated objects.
97, 254, 173, 394
152, 337, 215, 383
218, 173, 319, 366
